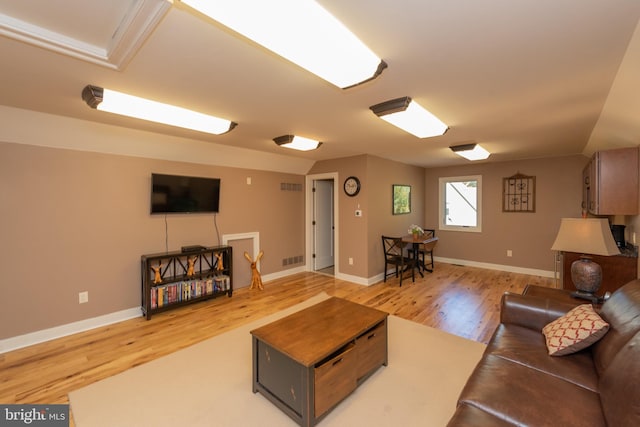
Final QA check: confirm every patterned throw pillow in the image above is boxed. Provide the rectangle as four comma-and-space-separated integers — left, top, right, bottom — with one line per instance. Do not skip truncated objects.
542, 304, 609, 356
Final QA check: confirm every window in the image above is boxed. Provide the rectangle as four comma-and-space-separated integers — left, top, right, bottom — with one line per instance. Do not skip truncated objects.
439, 175, 482, 232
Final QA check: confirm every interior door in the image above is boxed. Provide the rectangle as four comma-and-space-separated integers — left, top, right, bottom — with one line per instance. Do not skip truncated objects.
314, 179, 334, 270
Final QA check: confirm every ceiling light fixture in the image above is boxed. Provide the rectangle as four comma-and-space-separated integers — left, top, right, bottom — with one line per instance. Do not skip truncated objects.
81, 85, 237, 135
273, 135, 322, 151
450, 143, 490, 161
178, 0, 386, 89
369, 96, 448, 138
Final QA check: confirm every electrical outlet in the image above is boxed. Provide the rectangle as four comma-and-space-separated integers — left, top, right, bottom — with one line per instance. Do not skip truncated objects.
507, 250, 513, 257
79, 291, 89, 304
348, 257, 354, 265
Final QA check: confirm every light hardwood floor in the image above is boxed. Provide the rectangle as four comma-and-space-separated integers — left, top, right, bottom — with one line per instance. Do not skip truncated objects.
0, 263, 554, 425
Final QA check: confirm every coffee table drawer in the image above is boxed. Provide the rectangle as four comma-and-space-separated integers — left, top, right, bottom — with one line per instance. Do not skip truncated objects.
257, 341, 304, 414
314, 344, 357, 416
355, 319, 387, 379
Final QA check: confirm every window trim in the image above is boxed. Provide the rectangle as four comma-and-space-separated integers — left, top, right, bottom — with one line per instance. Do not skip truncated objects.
438, 175, 482, 233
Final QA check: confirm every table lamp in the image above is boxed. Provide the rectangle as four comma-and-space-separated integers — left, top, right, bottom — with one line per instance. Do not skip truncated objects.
551, 218, 620, 302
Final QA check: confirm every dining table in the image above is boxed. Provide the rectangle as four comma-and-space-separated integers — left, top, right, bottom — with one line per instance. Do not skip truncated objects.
401, 234, 439, 276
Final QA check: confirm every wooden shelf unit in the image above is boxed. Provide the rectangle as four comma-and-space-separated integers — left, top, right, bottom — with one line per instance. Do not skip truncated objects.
141, 246, 232, 320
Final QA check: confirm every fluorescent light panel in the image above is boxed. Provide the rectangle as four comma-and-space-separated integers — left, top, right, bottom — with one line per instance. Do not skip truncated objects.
82, 85, 236, 135
273, 135, 322, 151
370, 96, 448, 138
450, 143, 490, 161
179, 0, 386, 89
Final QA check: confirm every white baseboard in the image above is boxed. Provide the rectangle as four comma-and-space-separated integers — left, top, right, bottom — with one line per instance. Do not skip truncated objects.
0, 307, 141, 354
1, 267, 307, 354
434, 256, 555, 278
261, 266, 306, 283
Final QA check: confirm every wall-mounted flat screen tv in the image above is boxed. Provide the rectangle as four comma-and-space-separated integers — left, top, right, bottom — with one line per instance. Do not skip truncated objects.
151, 173, 220, 214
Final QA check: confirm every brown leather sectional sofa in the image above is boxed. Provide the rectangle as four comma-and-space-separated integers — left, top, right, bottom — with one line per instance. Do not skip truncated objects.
448, 279, 640, 426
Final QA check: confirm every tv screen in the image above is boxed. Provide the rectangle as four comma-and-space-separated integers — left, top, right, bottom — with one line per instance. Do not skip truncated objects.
151, 173, 220, 214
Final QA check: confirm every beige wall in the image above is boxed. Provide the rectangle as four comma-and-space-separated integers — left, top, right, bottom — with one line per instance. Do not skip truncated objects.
309, 154, 425, 278
0, 136, 598, 341
424, 155, 588, 271
0, 141, 305, 339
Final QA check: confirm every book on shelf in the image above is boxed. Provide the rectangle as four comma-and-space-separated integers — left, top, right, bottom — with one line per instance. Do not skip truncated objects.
150, 275, 229, 310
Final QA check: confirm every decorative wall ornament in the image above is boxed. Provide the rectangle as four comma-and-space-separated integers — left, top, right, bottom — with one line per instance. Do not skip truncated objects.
503, 173, 536, 212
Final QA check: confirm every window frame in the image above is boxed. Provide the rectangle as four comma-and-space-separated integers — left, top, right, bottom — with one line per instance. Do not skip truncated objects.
438, 175, 482, 233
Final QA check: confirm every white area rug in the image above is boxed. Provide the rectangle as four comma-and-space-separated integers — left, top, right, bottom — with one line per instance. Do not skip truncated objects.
69, 293, 485, 426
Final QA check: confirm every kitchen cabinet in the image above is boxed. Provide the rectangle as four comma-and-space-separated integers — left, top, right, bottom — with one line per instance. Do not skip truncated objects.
582, 146, 639, 215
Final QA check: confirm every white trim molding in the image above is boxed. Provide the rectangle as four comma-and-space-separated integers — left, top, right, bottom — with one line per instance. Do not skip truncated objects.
0, 308, 141, 354
434, 256, 554, 278
0, 0, 171, 70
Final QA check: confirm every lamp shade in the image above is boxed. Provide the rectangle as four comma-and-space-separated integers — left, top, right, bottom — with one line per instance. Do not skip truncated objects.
551, 218, 620, 256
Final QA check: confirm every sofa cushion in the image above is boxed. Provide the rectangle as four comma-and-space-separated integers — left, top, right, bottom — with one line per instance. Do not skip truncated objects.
447, 403, 516, 426
592, 279, 640, 376
457, 354, 606, 427
599, 331, 640, 427
500, 292, 582, 331
486, 324, 599, 391
542, 304, 609, 356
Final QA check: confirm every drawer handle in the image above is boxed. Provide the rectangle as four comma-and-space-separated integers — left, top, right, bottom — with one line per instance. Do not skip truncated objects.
290, 386, 296, 401
332, 357, 343, 366
367, 332, 377, 340
265, 349, 271, 363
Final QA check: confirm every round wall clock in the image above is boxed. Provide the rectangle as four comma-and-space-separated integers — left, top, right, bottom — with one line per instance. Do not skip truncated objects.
343, 176, 361, 197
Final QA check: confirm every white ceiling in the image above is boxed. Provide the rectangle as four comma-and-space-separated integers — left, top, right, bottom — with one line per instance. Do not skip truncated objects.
1, 0, 640, 168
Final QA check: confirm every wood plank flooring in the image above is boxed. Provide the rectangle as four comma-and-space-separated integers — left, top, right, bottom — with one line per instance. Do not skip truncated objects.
0, 263, 554, 425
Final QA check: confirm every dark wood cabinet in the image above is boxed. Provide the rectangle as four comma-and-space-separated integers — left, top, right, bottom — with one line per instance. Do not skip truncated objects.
562, 251, 637, 296
141, 246, 232, 320
582, 147, 639, 215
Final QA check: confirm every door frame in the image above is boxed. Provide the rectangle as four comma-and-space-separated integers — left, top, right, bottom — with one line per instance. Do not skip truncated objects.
305, 172, 339, 275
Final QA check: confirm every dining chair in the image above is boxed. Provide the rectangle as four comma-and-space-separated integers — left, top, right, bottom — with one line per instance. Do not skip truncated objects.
381, 235, 416, 286
415, 229, 437, 273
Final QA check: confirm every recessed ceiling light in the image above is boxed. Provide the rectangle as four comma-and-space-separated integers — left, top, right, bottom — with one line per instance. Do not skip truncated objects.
450, 143, 490, 161
369, 96, 448, 138
81, 85, 236, 135
273, 135, 322, 151
179, 0, 386, 89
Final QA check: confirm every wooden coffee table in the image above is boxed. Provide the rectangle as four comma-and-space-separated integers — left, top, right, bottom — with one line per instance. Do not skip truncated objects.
251, 297, 388, 427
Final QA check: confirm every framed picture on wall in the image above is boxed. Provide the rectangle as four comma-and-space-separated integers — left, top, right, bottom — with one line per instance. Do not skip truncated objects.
393, 184, 411, 215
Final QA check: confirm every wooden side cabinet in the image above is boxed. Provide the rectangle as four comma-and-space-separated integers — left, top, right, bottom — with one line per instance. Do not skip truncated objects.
562, 251, 637, 296
141, 246, 232, 320
582, 147, 639, 215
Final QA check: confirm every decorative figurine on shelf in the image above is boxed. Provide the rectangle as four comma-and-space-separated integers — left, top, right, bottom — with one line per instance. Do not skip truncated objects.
244, 250, 264, 290
152, 263, 162, 284
186, 256, 196, 277
215, 253, 224, 271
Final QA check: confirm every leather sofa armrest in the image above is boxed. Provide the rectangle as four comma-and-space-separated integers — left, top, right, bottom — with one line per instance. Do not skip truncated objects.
500, 293, 583, 331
